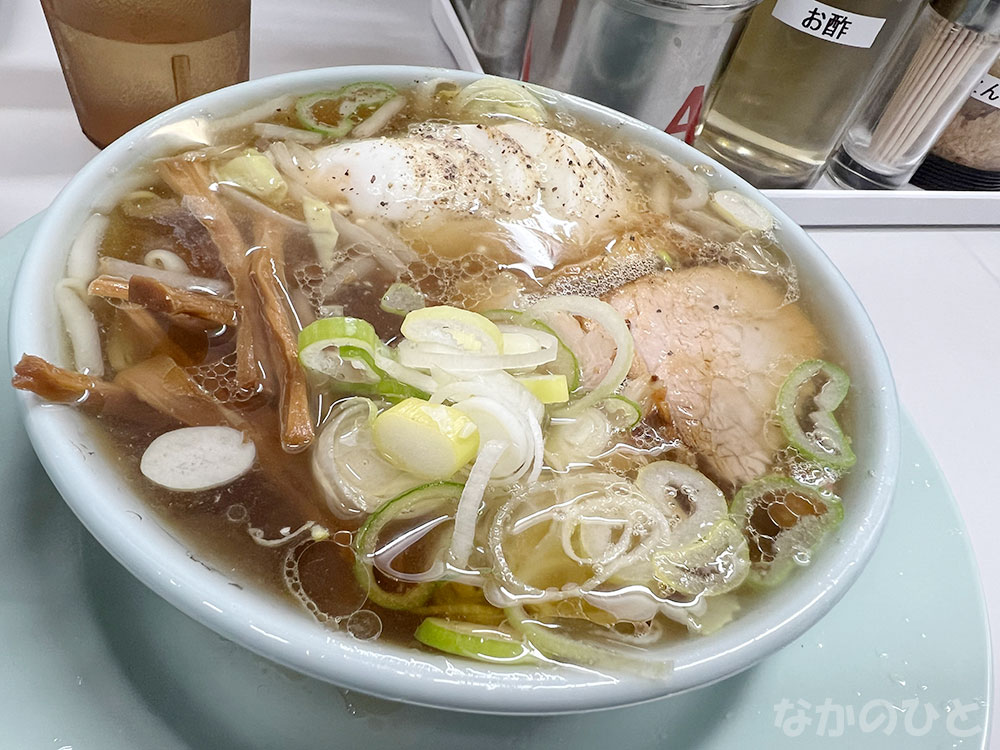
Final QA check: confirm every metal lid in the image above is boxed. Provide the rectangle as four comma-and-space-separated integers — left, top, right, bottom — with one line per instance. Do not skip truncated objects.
933, 0, 1000, 34
613, 0, 763, 17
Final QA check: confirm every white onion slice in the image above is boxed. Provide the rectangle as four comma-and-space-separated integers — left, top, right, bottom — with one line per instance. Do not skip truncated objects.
530, 295, 633, 417
396, 338, 557, 372
449, 439, 507, 569
430, 371, 544, 422
140, 426, 256, 492
453, 397, 529, 478
206, 94, 296, 139
373, 349, 439, 394
524, 409, 544, 485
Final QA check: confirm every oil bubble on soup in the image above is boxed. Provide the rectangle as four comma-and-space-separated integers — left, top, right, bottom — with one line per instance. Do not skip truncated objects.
12, 77, 857, 675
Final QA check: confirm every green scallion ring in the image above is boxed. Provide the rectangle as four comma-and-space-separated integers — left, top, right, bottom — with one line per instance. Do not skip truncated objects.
295, 82, 397, 138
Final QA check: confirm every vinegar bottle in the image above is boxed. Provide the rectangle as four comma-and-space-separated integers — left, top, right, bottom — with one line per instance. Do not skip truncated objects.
695, 0, 927, 188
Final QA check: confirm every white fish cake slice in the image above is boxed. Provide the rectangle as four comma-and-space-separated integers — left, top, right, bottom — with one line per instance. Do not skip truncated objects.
140, 426, 256, 492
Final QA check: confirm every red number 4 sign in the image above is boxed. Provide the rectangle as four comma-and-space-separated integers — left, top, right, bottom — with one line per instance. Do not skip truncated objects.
664, 85, 705, 145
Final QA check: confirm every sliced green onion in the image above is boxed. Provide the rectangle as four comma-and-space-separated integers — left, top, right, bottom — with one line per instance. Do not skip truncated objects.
298, 316, 381, 384
515, 374, 569, 404
601, 394, 642, 429
777, 359, 856, 471
372, 398, 479, 480
401, 305, 503, 354
634, 461, 728, 544
731, 475, 844, 587
299, 317, 431, 400
380, 282, 425, 316
483, 309, 581, 391
504, 605, 670, 679
353, 482, 463, 610
412, 603, 505, 623
312, 397, 422, 517
295, 82, 398, 139
543, 408, 613, 471
653, 518, 750, 597
415, 617, 535, 664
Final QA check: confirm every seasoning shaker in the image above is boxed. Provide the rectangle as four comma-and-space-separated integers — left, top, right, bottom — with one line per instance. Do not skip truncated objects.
829, 0, 1000, 189
910, 52, 1000, 188
696, 0, 928, 188
450, 0, 536, 79
522, 0, 762, 144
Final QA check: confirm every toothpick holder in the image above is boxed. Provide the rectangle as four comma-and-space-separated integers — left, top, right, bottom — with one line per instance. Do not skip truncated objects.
829, 0, 1000, 189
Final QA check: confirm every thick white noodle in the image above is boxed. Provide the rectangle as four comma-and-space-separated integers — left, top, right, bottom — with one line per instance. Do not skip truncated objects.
661, 154, 709, 211
93, 170, 160, 214
55, 280, 104, 377
218, 184, 307, 231
248, 521, 316, 547
143, 249, 189, 274
98, 257, 232, 296
65, 214, 108, 288
355, 219, 418, 265
327, 212, 412, 274
414, 78, 457, 112
207, 94, 296, 140
352, 95, 408, 138
252, 122, 323, 144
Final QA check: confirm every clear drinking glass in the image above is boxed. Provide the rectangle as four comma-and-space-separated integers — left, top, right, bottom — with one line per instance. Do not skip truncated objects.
40, 0, 251, 148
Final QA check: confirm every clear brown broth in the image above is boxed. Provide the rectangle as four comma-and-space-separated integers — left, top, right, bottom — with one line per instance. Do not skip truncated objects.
80, 83, 845, 657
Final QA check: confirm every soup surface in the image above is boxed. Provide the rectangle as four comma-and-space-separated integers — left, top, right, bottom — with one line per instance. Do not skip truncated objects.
13, 77, 857, 675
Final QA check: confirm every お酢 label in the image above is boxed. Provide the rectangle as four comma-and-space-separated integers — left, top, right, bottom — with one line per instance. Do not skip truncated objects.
970, 73, 1000, 110
771, 0, 886, 48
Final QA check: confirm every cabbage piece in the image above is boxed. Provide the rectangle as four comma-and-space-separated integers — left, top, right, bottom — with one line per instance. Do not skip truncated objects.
452, 77, 549, 124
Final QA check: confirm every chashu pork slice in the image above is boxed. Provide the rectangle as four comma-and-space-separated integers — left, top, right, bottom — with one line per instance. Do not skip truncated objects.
605, 266, 821, 490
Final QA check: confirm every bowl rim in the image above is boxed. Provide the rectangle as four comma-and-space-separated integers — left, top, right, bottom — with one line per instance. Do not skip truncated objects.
8, 64, 901, 714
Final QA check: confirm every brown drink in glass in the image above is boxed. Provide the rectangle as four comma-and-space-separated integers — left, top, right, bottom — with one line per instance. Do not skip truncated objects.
41, 0, 251, 148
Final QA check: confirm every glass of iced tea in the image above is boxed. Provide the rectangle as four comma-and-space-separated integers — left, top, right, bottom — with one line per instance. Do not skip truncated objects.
40, 0, 251, 148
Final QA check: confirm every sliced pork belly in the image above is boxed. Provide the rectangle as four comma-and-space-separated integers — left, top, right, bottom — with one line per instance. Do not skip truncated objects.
605, 266, 821, 490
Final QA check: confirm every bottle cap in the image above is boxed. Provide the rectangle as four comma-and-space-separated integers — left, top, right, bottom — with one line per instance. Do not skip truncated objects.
933, 0, 1000, 34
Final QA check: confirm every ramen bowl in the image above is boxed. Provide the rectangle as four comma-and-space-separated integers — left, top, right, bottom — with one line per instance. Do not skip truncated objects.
9, 66, 900, 714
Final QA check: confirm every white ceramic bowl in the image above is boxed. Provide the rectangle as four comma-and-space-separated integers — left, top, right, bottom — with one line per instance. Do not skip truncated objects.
9, 65, 900, 714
